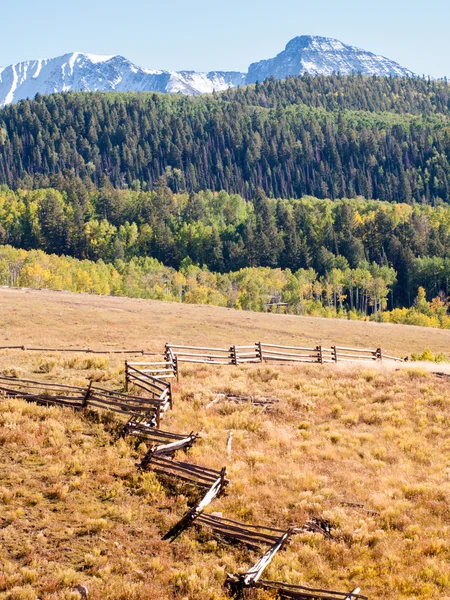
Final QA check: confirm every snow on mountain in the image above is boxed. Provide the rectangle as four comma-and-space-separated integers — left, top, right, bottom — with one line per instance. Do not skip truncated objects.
0, 37, 415, 107
0, 52, 246, 106
246, 35, 415, 83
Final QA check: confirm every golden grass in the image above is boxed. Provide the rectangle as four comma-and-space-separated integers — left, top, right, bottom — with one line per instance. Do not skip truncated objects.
1, 347, 450, 599
1, 289, 450, 598
2, 287, 450, 357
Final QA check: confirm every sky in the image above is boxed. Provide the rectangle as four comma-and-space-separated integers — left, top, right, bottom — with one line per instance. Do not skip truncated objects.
1, 0, 449, 78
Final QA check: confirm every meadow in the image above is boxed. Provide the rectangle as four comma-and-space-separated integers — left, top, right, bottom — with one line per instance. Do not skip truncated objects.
1, 288, 450, 599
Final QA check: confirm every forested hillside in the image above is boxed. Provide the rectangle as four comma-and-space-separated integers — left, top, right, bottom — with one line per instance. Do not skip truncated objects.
0, 75, 450, 201
3, 184, 450, 308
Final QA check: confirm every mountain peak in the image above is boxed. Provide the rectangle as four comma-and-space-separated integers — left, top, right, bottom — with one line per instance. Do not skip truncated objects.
247, 34, 415, 82
0, 35, 415, 107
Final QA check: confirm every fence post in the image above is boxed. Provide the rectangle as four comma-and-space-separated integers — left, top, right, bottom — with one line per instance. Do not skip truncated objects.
332, 345, 338, 363
256, 341, 264, 363
124, 361, 129, 392
230, 346, 237, 366
174, 356, 179, 382
317, 345, 323, 364
156, 402, 161, 428
82, 381, 93, 408
377, 347, 382, 362
169, 382, 173, 410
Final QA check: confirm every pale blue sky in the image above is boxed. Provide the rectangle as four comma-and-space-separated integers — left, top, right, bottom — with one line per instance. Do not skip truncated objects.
2, 0, 449, 77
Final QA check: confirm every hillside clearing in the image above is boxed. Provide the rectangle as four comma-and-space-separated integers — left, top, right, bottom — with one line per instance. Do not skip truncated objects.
2, 288, 450, 357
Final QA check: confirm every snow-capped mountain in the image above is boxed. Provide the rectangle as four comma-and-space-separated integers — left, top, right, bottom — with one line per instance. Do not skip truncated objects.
0, 37, 415, 107
247, 36, 415, 82
0, 52, 246, 106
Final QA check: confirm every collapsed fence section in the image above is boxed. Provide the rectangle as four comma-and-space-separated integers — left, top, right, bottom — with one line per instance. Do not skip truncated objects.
226, 530, 367, 599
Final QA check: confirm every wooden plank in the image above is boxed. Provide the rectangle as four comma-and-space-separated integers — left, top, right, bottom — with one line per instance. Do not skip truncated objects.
241, 532, 291, 585
330, 351, 376, 359
263, 351, 320, 359
151, 433, 198, 457
264, 356, 319, 363
261, 344, 318, 351
198, 514, 286, 534
162, 470, 227, 541
176, 358, 232, 365
168, 345, 230, 352
169, 352, 231, 359
334, 345, 377, 353
258, 581, 367, 600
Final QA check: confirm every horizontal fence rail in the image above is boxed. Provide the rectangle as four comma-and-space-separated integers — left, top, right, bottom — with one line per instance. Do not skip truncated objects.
196, 513, 290, 548
0, 345, 158, 355
143, 455, 228, 489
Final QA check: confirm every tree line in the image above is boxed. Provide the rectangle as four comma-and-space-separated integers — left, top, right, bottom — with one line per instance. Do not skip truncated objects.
0, 75, 449, 201
1, 244, 449, 329
3, 184, 450, 307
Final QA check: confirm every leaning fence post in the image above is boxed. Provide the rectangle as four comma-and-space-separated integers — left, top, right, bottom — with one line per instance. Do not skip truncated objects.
156, 402, 161, 428
124, 360, 129, 392
82, 381, 93, 408
169, 382, 173, 410
174, 356, 179, 382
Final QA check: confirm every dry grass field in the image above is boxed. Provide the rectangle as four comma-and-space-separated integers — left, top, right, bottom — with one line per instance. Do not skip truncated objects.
1, 288, 450, 600
2, 287, 450, 356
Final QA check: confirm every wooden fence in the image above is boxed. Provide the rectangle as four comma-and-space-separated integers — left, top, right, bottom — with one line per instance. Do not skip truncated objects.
1, 342, 368, 598
166, 341, 403, 368
0, 376, 166, 425
120, 414, 198, 457
226, 531, 368, 599
0, 345, 157, 355
124, 362, 173, 413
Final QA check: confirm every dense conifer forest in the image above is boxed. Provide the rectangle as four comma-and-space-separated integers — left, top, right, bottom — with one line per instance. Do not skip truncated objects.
0, 75, 449, 201
2, 75, 450, 325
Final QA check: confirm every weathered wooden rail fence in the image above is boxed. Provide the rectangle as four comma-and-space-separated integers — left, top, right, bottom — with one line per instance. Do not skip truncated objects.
0, 375, 168, 425
124, 361, 174, 413
165, 341, 403, 368
0, 345, 158, 354
0, 343, 369, 599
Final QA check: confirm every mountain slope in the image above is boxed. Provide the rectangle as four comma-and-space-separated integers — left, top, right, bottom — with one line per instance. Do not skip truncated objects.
0, 35, 415, 106
247, 35, 415, 82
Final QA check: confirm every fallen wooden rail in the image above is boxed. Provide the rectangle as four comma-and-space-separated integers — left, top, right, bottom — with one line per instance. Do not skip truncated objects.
206, 393, 279, 411
226, 531, 291, 592
226, 532, 367, 599
162, 469, 228, 541
256, 580, 368, 600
